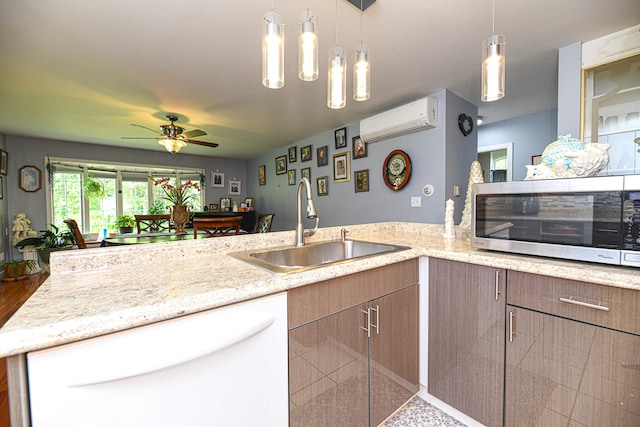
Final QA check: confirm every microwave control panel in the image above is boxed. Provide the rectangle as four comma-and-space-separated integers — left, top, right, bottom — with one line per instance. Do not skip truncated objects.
623, 190, 640, 251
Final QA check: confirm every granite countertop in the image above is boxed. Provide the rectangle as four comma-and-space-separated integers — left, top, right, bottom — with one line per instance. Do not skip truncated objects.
0, 221, 638, 358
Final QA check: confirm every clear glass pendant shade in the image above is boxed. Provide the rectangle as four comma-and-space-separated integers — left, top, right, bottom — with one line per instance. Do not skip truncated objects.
327, 46, 347, 109
353, 44, 370, 101
298, 10, 318, 81
262, 11, 284, 89
481, 34, 506, 102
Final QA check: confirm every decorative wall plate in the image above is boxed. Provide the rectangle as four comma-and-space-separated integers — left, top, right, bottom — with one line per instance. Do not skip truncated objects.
383, 150, 411, 190
458, 114, 474, 136
19, 165, 42, 192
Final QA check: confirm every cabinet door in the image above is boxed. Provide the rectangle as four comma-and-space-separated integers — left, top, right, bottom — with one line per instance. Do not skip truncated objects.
506, 306, 640, 426
428, 258, 505, 427
289, 303, 369, 427
370, 284, 420, 426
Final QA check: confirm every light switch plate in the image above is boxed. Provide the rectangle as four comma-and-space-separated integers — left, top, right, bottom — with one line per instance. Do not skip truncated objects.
411, 196, 421, 208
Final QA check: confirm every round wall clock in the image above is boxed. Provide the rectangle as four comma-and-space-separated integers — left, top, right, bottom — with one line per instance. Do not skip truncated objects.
383, 150, 411, 191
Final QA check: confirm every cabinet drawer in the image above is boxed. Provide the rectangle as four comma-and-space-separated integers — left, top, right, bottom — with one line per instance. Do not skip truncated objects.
288, 259, 418, 329
507, 271, 640, 335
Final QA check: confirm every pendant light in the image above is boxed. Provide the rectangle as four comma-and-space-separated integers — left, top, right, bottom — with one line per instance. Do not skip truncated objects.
327, 0, 346, 109
298, 7, 318, 81
353, 0, 370, 101
262, 2, 284, 89
481, 0, 505, 102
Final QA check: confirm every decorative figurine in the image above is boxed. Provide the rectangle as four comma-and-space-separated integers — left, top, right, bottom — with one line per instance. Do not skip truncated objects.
459, 160, 484, 238
443, 199, 456, 239
525, 134, 611, 180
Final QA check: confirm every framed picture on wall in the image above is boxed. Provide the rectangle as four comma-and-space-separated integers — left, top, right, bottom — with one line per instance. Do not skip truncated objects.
228, 180, 241, 195
258, 165, 266, 186
276, 155, 287, 175
288, 169, 296, 186
334, 127, 347, 149
531, 154, 542, 165
19, 165, 42, 192
352, 136, 367, 159
0, 149, 7, 175
289, 147, 297, 163
332, 152, 350, 182
211, 171, 225, 188
354, 169, 369, 193
0, 176, 3, 199
316, 176, 328, 196
317, 145, 328, 167
301, 145, 312, 162
301, 167, 311, 181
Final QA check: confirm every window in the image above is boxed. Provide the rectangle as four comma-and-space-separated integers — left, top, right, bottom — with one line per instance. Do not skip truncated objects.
48, 159, 204, 234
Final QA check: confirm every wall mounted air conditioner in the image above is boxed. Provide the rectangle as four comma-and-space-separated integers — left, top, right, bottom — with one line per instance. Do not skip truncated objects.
359, 96, 437, 143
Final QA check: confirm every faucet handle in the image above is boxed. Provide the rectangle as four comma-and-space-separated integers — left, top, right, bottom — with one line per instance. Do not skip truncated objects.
341, 228, 348, 241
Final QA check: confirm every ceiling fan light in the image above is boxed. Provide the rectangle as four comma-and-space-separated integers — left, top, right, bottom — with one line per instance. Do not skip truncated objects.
262, 11, 284, 89
159, 138, 187, 154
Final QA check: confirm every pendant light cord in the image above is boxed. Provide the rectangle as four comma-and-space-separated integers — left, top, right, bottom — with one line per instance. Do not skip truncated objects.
335, 0, 339, 46
359, 0, 364, 45
491, 0, 495, 35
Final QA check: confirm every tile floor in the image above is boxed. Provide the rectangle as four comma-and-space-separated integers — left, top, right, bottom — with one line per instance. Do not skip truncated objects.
381, 396, 467, 427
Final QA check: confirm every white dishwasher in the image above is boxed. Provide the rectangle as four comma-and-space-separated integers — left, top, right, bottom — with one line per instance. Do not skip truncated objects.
27, 292, 289, 427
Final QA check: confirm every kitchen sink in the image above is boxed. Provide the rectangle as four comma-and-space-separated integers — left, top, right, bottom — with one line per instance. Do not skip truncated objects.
229, 239, 411, 274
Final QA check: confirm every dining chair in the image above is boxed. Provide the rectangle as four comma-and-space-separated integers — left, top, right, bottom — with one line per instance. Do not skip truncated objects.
63, 219, 87, 249
193, 216, 243, 238
254, 213, 275, 233
135, 214, 171, 234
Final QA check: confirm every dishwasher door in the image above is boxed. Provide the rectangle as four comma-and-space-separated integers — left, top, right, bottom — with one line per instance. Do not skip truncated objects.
27, 292, 288, 427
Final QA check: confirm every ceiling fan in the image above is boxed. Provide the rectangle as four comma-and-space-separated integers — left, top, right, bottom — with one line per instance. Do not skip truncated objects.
122, 115, 219, 153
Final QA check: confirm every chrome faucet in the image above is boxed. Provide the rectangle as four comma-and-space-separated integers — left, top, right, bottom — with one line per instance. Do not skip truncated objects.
295, 177, 319, 247
341, 228, 348, 241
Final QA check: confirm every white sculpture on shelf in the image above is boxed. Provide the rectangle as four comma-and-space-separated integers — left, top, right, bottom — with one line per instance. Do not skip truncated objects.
12, 212, 38, 247
459, 160, 484, 237
12, 212, 41, 273
525, 134, 611, 180
443, 199, 456, 239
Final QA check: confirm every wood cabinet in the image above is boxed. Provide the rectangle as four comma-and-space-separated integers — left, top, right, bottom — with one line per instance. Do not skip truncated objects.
506, 271, 640, 426
288, 260, 419, 427
428, 258, 506, 427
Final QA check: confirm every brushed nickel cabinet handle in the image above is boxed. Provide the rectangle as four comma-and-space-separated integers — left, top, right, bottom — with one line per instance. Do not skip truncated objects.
370, 305, 379, 335
495, 271, 500, 301
509, 311, 515, 343
559, 296, 609, 311
360, 309, 371, 338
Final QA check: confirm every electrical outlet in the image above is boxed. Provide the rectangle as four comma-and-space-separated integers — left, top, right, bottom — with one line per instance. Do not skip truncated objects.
411, 196, 421, 208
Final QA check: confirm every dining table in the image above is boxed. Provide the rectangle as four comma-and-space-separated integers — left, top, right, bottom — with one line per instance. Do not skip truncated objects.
103, 232, 199, 246
103, 229, 248, 246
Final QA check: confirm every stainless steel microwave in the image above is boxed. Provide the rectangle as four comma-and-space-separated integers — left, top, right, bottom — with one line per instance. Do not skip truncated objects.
471, 175, 640, 267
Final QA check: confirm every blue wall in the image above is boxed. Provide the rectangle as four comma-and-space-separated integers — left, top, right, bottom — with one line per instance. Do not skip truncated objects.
6, 135, 247, 236
478, 110, 558, 181
247, 90, 478, 232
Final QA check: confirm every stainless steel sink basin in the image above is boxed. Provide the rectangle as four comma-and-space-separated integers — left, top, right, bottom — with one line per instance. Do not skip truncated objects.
229, 239, 410, 274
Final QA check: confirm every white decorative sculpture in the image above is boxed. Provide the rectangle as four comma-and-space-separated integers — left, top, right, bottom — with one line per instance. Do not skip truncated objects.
525, 135, 611, 180
459, 160, 485, 237
12, 212, 38, 247
12, 213, 41, 273
443, 199, 456, 239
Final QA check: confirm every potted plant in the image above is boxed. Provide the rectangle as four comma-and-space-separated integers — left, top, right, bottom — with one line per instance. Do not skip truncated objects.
83, 175, 106, 200
15, 224, 75, 263
115, 215, 135, 234
1, 259, 37, 281
148, 200, 166, 215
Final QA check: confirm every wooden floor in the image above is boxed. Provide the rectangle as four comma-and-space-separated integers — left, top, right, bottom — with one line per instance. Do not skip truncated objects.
0, 359, 8, 427
0, 271, 48, 425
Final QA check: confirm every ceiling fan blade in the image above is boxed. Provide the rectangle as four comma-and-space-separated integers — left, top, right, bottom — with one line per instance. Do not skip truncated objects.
183, 129, 207, 138
130, 123, 161, 134
121, 136, 158, 140
187, 139, 219, 148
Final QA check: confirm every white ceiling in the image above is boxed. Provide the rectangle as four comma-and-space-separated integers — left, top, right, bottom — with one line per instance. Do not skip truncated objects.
0, 0, 638, 159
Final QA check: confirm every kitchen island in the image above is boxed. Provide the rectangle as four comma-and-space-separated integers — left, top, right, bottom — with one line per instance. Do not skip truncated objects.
1, 221, 639, 357
1, 222, 639, 426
